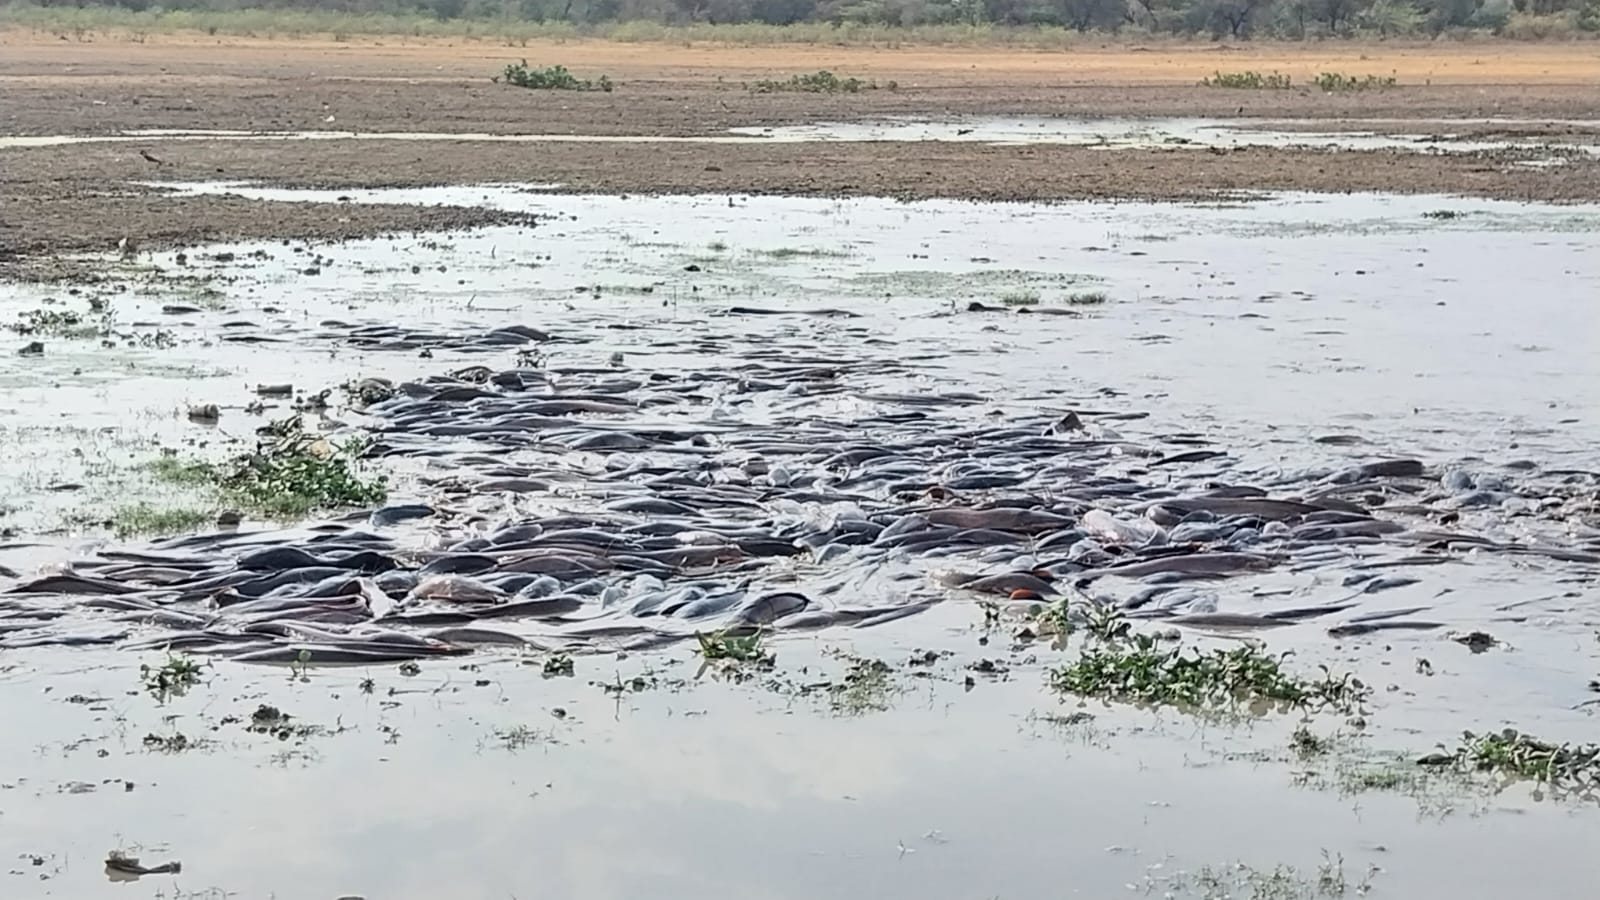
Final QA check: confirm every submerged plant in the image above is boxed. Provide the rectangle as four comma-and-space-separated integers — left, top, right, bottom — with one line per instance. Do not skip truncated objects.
9, 305, 113, 338
827, 655, 897, 716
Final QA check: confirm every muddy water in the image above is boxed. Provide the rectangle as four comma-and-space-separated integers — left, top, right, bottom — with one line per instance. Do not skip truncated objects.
2, 116, 1597, 155
2, 186, 1598, 897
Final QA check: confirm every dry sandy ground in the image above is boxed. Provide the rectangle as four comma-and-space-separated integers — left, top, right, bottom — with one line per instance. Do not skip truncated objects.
3, 33, 1600, 273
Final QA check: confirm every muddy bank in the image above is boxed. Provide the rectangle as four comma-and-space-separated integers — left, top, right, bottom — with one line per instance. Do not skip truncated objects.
7, 77, 1600, 139
3, 35, 1600, 139
4, 138, 1600, 271
0, 186, 534, 279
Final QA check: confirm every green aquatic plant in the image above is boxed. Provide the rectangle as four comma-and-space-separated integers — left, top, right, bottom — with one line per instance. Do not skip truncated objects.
140, 653, 205, 700
827, 655, 897, 716
1050, 631, 1369, 715
145, 415, 386, 520
695, 628, 774, 665
215, 415, 387, 518
542, 652, 576, 677
999, 290, 1040, 306
1066, 290, 1109, 305
1143, 853, 1378, 899
1428, 728, 1600, 790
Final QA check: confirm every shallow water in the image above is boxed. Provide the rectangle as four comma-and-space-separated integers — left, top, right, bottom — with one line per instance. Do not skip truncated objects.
2, 115, 1596, 156
2, 184, 1598, 897
2, 642, 1596, 900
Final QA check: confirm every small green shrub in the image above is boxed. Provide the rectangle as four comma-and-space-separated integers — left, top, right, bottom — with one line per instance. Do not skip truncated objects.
1312, 72, 1397, 92
1201, 70, 1292, 90
497, 61, 614, 92
749, 70, 871, 93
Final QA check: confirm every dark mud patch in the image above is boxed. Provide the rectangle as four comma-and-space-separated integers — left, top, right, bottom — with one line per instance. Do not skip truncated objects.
0, 186, 536, 281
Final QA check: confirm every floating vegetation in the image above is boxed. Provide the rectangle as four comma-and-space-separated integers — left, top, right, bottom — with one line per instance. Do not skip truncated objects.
141, 731, 211, 753
151, 415, 387, 520
1312, 72, 1398, 93
541, 653, 575, 677
999, 290, 1040, 306
1139, 852, 1378, 899
827, 655, 897, 716
1050, 628, 1369, 715
1425, 728, 1600, 792
492, 724, 556, 750
754, 246, 848, 260
1291, 725, 1334, 758
139, 653, 205, 700
244, 704, 332, 741
695, 628, 774, 666
1201, 70, 1293, 90
749, 70, 872, 94
496, 60, 613, 92
8, 305, 112, 338
1065, 290, 1109, 305
1423, 209, 1465, 220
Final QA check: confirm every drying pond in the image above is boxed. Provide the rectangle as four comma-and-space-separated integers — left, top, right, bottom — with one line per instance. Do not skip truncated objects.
1, 186, 1597, 898
4, 116, 1597, 157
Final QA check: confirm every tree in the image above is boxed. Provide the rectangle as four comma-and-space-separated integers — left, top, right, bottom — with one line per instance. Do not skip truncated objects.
1053, 0, 1124, 30
1210, 0, 1267, 35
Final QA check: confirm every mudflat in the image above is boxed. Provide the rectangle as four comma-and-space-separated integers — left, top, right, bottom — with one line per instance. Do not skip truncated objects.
3, 32, 1600, 266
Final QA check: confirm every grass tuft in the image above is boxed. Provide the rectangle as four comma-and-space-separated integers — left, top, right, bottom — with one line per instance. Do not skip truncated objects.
110, 503, 212, 538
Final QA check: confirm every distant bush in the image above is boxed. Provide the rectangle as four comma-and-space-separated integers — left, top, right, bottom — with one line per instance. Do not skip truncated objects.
1312, 72, 1398, 92
749, 70, 873, 93
496, 61, 613, 92
1499, 10, 1581, 37
1201, 70, 1293, 89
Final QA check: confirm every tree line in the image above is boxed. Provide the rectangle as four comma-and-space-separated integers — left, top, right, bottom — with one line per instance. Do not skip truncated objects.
23, 0, 1600, 38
